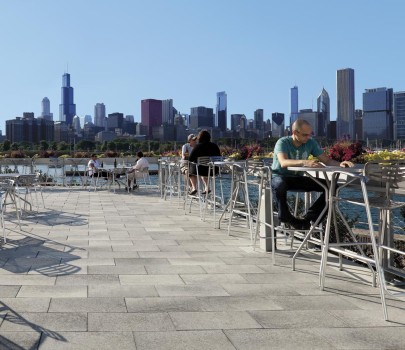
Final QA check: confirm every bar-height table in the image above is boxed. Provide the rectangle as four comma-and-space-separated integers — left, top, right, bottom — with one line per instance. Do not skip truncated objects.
286, 165, 363, 271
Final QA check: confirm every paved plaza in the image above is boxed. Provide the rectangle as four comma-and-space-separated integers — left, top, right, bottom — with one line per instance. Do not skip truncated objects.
1, 187, 405, 349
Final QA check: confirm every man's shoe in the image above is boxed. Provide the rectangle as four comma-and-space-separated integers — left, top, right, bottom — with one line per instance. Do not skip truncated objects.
133, 184, 139, 190
281, 218, 311, 230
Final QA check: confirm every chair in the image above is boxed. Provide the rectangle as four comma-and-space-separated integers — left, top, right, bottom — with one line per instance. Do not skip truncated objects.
320, 161, 405, 321
0, 179, 20, 242
15, 174, 45, 213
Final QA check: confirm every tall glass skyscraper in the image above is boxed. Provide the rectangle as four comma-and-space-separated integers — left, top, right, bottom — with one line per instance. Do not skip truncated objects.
162, 99, 174, 124
94, 103, 106, 127
216, 91, 227, 132
336, 68, 355, 140
41, 97, 53, 121
59, 73, 76, 125
393, 91, 405, 140
362, 87, 393, 140
317, 88, 330, 137
290, 86, 298, 126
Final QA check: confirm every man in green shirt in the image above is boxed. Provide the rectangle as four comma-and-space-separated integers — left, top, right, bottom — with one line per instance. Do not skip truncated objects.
272, 119, 353, 229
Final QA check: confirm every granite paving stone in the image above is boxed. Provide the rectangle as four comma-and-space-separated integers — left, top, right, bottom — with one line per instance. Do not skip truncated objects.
1, 188, 404, 349
88, 312, 175, 331
134, 330, 236, 350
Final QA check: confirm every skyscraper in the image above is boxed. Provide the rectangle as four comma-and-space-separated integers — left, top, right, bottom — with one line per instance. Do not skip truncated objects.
317, 88, 330, 137
336, 68, 355, 140
290, 86, 298, 126
94, 103, 106, 127
189, 106, 214, 129
162, 99, 174, 124
141, 99, 163, 138
362, 87, 393, 141
272, 113, 285, 138
394, 91, 405, 140
59, 73, 76, 125
216, 91, 227, 132
41, 97, 53, 120
254, 109, 264, 139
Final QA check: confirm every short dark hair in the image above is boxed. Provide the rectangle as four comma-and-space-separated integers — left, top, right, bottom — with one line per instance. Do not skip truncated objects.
137, 151, 144, 158
91, 153, 97, 158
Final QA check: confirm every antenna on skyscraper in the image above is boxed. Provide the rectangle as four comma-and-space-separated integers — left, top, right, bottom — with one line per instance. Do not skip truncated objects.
66, 63, 69, 73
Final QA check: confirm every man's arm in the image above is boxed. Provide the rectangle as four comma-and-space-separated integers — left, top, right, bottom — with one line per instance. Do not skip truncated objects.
318, 153, 354, 168
277, 152, 323, 168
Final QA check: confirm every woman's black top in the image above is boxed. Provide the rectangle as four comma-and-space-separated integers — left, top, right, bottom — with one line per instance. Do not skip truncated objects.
188, 141, 221, 176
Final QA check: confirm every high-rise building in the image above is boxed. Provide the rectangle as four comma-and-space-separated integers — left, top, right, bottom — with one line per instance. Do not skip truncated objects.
298, 109, 319, 136
141, 99, 163, 138
317, 88, 330, 137
394, 91, 405, 140
73, 115, 81, 132
125, 115, 134, 123
107, 112, 124, 132
216, 91, 227, 132
6, 114, 54, 143
290, 86, 298, 126
336, 68, 355, 140
231, 114, 243, 131
272, 113, 285, 138
59, 73, 76, 125
94, 103, 106, 127
84, 115, 92, 124
254, 109, 264, 139
162, 99, 174, 124
362, 87, 393, 140
189, 106, 214, 129
41, 97, 53, 120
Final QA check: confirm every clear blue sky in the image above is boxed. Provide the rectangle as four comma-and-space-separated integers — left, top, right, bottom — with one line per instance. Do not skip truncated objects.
1, 0, 404, 133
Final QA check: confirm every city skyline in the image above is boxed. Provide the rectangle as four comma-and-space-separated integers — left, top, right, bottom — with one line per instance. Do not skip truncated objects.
0, 1, 404, 132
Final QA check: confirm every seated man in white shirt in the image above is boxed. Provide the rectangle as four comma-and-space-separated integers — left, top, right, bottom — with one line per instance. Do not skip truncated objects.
126, 151, 149, 191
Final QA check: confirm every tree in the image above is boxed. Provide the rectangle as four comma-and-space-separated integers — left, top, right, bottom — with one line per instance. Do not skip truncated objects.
107, 141, 116, 151
39, 140, 49, 151
2, 139, 11, 151
58, 141, 69, 151
50, 141, 58, 151
77, 140, 95, 150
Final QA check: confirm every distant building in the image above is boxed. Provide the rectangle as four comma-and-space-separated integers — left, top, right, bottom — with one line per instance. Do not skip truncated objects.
290, 86, 299, 126
272, 113, 285, 138
362, 87, 393, 140
107, 112, 124, 133
216, 91, 227, 132
231, 114, 243, 131
6, 114, 54, 143
95, 131, 116, 143
41, 97, 53, 121
125, 115, 134, 123
84, 115, 92, 123
162, 99, 174, 124
254, 109, 264, 139
141, 99, 163, 139
394, 91, 405, 140
189, 106, 214, 129
317, 88, 330, 137
54, 122, 70, 143
354, 109, 363, 141
59, 73, 76, 125
72, 115, 81, 133
336, 68, 355, 140
94, 103, 106, 127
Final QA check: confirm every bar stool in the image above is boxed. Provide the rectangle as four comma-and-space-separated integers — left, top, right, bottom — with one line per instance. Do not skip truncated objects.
320, 161, 405, 321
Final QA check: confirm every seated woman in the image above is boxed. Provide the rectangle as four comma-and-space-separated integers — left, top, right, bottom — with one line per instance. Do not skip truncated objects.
188, 130, 221, 195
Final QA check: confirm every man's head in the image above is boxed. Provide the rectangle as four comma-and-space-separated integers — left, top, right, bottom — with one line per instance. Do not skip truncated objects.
187, 134, 197, 146
91, 154, 97, 159
292, 119, 313, 144
136, 151, 143, 159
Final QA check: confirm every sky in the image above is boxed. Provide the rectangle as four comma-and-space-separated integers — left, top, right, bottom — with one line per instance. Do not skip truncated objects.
0, 0, 404, 133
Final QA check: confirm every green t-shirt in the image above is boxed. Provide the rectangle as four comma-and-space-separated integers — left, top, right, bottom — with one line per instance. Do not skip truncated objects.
272, 136, 323, 177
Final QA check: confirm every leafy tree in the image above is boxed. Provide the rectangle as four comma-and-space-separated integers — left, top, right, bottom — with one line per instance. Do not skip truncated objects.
101, 141, 108, 152
39, 140, 49, 151
77, 140, 95, 150
2, 139, 11, 151
107, 141, 116, 150
50, 141, 58, 151
58, 141, 69, 151
11, 142, 19, 151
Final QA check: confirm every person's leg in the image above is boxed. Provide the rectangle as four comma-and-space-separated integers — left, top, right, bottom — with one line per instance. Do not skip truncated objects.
271, 176, 294, 222
189, 175, 198, 194
202, 176, 209, 192
287, 177, 327, 222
